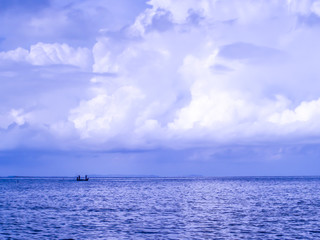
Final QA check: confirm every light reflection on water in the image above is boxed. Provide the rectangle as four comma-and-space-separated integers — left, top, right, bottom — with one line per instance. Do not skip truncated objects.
1, 177, 320, 239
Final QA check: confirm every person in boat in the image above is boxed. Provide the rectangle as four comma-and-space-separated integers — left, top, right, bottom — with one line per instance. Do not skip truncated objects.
85, 175, 88, 180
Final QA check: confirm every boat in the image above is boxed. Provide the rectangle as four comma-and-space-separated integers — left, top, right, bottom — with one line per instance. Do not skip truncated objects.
76, 175, 89, 181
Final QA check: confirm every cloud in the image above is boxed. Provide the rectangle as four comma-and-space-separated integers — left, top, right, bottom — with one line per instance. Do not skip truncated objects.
0, 42, 92, 69
0, 0, 147, 50
218, 42, 285, 61
268, 98, 320, 133
69, 85, 145, 140
92, 38, 119, 73
1, 0, 320, 153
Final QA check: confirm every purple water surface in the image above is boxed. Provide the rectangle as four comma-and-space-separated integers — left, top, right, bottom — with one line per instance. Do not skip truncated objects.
1, 177, 320, 239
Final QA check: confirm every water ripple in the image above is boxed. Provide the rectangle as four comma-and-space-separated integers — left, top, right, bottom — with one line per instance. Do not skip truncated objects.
1, 177, 320, 239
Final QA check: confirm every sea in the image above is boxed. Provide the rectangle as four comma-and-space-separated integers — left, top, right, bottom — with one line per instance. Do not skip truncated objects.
1, 176, 320, 239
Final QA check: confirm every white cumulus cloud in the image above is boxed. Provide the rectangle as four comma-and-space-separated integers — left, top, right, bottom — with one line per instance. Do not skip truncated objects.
0, 42, 92, 69
2, 0, 320, 150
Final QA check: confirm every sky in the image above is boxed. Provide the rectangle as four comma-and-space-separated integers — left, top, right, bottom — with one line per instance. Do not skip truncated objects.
1, 0, 320, 176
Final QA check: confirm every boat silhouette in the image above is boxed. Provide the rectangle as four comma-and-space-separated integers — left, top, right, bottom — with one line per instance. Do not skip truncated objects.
76, 175, 89, 181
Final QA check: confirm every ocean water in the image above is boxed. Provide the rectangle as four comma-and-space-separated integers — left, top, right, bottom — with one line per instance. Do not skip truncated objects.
1, 177, 320, 239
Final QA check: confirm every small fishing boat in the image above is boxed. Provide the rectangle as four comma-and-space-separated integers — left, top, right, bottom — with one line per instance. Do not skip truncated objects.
76, 175, 89, 181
